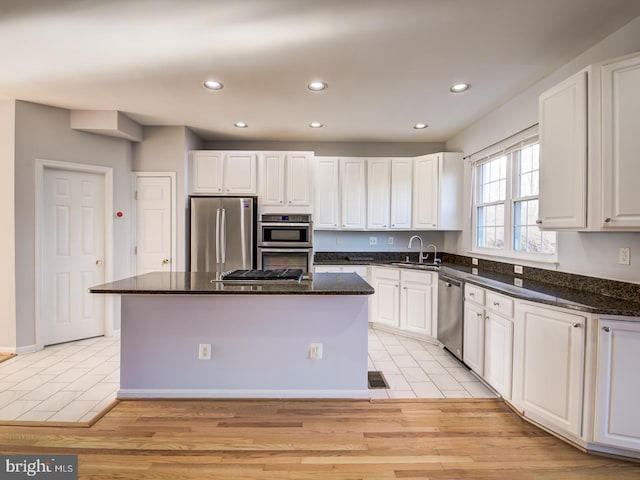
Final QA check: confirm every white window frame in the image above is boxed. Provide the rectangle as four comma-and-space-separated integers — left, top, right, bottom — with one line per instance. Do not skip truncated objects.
470, 128, 558, 265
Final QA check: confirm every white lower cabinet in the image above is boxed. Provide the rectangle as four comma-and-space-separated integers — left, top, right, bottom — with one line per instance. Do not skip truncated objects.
370, 266, 437, 339
463, 300, 485, 376
594, 319, 640, 452
484, 311, 514, 401
513, 302, 586, 438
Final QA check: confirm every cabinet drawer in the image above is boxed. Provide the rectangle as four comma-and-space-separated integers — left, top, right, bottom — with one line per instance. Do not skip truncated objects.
465, 284, 485, 305
486, 291, 514, 317
401, 269, 434, 285
373, 267, 400, 281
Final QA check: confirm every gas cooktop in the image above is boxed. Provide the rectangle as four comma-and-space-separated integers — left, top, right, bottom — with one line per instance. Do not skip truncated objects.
220, 269, 304, 282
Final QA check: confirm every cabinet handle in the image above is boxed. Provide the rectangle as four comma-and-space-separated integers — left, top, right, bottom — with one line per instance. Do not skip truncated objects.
403, 287, 407, 290
602, 326, 611, 333
477, 313, 483, 320
392, 224, 395, 227
536, 219, 542, 225
469, 292, 475, 297
493, 301, 500, 307
571, 322, 580, 328
604, 217, 611, 223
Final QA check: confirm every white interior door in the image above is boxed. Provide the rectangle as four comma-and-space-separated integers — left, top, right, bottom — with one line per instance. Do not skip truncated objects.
43, 168, 105, 346
136, 175, 173, 274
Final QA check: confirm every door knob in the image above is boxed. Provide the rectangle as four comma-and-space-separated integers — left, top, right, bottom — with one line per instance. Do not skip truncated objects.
162, 258, 170, 265
95, 259, 103, 266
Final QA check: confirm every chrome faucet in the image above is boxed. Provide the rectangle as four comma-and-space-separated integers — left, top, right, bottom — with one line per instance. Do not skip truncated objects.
407, 235, 439, 264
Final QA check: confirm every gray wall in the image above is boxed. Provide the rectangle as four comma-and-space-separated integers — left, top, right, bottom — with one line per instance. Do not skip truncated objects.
0, 100, 16, 350
314, 230, 444, 255
132, 126, 204, 271
14, 101, 132, 349
445, 16, 640, 284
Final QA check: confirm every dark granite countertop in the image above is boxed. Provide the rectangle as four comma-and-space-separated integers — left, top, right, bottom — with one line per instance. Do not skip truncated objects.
90, 271, 374, 296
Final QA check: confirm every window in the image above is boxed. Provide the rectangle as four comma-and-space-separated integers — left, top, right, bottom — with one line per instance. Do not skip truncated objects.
473, 136, 557, 260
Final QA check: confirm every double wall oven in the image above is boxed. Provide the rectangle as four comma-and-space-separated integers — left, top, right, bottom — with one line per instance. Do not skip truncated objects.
257, 214, 313, 273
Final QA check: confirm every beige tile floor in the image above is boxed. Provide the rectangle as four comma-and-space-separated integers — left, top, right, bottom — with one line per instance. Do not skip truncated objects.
0, 327, 495, 422
0, 336, 119, 422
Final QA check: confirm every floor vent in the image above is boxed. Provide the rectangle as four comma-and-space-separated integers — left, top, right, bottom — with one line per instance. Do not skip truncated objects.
368, 371, 389, 389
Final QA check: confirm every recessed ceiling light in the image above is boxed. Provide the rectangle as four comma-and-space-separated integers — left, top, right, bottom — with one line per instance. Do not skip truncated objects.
309, 122, 323, 128
413, 123, 428, 130
308, 81, 328, 91
203, 80, 224, 90
234, 121, 248, 128
450, 82, 470, 93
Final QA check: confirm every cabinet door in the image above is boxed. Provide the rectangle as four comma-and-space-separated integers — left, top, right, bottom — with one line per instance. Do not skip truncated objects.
595, 319, 640, 451
484, 312, 513, 400
223, 152, 257, 194
375, 278, 400, 328
412, 154, 438, 229
260, 153, 285, 206
191, 151, 223, 194
314, 157, 340, 229
513, 303, 585, 437
601, 54, 640, 229
341, 158, 367, 229
400, 271, 435, 336
390, 158, 413, 229
367, 158, 391, 229
538, 69, 588, 229
463, 300, 485, 376
286, 153, 313, 206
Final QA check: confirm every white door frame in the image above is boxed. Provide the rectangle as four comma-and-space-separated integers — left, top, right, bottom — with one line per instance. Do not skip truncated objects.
35, 159, 114, 349
131, 172, 177, 275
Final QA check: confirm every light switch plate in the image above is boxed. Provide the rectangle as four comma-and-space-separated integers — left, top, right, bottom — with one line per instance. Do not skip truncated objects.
619, 247, 630, 265
369, 236, 377, 246
514, 265, 523, 274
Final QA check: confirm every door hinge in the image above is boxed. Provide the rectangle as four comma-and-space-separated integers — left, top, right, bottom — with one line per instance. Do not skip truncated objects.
134, 246, 138, 255
134, 191, 138, 200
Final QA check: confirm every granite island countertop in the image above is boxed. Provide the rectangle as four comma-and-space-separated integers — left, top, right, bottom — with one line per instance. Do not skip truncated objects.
90, 271, 374, 296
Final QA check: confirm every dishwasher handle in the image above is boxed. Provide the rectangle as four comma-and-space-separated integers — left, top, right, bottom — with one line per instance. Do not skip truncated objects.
439, 275, 463, 288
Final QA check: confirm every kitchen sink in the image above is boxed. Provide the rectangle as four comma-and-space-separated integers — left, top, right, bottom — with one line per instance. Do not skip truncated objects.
388, 262, 440, 271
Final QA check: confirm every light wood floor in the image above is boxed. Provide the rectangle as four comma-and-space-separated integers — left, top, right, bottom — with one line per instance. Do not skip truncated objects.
1, 398, 638, 479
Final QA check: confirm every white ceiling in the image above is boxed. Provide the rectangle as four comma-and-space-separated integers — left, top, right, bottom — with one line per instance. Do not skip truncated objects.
2, 0, 639, 143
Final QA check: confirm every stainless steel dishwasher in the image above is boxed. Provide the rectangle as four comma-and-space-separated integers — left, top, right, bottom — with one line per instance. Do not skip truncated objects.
437, 274, 464, 361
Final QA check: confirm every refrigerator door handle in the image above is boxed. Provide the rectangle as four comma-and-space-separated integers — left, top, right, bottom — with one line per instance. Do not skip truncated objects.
221, 208, 227, 264
215, 208, 221, 264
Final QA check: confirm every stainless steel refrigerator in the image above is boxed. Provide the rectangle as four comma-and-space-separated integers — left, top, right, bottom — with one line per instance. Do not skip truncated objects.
189, 196, 257, 272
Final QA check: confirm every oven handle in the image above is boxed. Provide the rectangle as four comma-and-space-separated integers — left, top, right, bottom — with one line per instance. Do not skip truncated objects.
259, 222, 312, 228
258, 248, 313, 253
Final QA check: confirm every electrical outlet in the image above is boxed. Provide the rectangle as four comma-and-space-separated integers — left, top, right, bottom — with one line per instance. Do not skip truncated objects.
514, 265, 523, 275
309, 343, 323, 360
514, 278, 523, 287
198, 343, 211, 360
387, 236, 394, 246
471, 267, 478, 275
369, 236, 377, 246
336, 235, 342, 245
618, 247, 630, 265
472, 258, 479, 265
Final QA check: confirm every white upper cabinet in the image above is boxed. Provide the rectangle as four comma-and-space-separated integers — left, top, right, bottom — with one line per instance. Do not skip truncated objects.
314, 157, 340, 229
190, 150, 257, 195
601, 54, 640, 229
367, 158, 391, 229
538, 51, 640, 231
390, 158, 413, 229
259, 152, 313, 211
538, 69, 588, 229
413, 152, 463, 230
341, 158, 367, 229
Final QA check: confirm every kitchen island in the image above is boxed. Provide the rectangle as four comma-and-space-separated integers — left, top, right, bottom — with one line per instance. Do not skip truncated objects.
90, 272, 374, 399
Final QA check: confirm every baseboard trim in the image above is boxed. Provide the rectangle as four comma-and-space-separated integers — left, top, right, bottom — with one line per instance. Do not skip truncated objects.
0, 344, 38, 355
118, 388, 371, 399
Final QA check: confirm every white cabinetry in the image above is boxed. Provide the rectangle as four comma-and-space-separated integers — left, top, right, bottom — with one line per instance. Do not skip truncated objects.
513, 302, 586, 438
594, 319, 640, 451
370, 266, 437, 339
601, 54, 640, 228
314, 157, 340, 229
260, 152, 313, 211
371, 267, 400, 328
463, 284, 514, 400
340, 158, 367, 229
390, 158, 413, 229
538, 51, 640, 231
412, 152, 463, 230
367, 158, 390, 229
190, 151, 257, 195
538, 70, 588, 229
